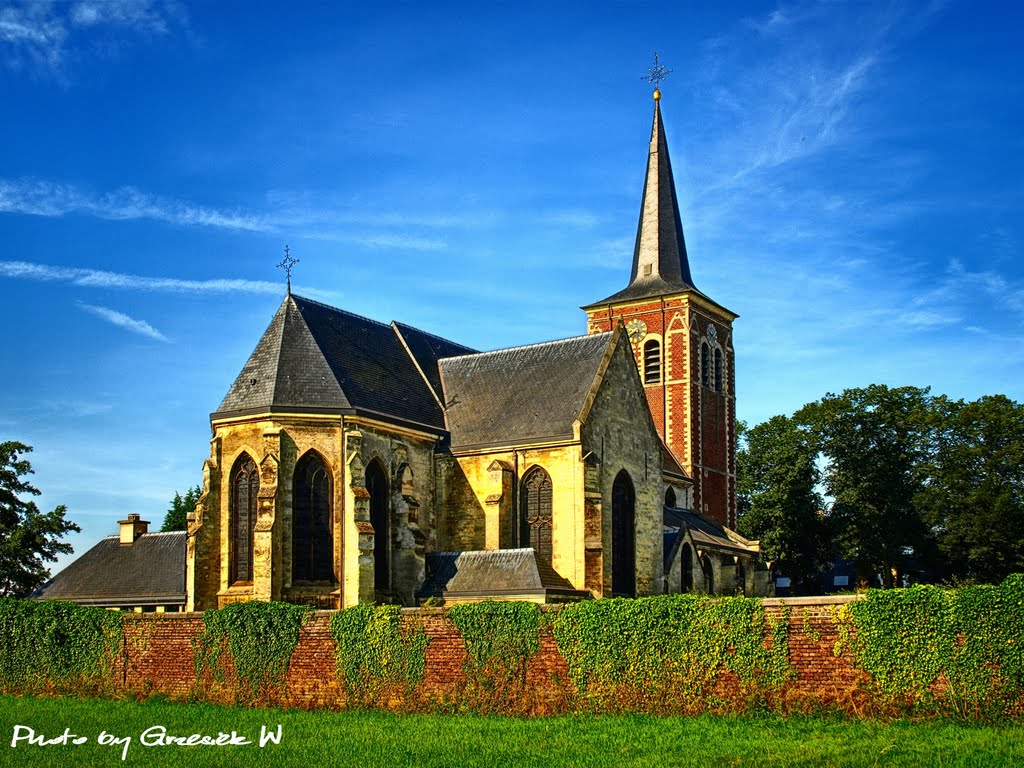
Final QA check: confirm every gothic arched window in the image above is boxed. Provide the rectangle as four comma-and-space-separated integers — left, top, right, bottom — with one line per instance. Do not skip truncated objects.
643, 339, 661, 384
665, 486, 676, 509
520, 466, 553, 565
700, 341, 710, 387
701, 554, 715, 595
611, 470, 636, 597
714, 347, 723, 392
293, 452, 333, 583
366, 459, 389, 593
680, 542, 694, 592
230, 453, 259, 583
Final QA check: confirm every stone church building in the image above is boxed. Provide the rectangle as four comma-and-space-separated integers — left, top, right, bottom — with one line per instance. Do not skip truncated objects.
185, 92, 764, 612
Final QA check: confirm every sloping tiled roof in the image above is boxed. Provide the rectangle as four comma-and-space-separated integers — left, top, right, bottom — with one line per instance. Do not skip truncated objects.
214, 295, 469, 432
392, 321, 477, 406
439, 333, 613, 450
664, 506, 759, 556
32, 532, 186, 606
418, 548, 587, 601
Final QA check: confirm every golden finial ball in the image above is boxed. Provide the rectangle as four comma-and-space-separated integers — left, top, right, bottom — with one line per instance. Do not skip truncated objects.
653, 89, 662, 101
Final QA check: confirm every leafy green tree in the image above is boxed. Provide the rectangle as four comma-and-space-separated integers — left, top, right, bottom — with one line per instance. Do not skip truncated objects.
918, 395, 1024, 583
736, 415, 828, 593
796, 385, 935, 588
161, 484, 201, 532
0, 441, 80, 597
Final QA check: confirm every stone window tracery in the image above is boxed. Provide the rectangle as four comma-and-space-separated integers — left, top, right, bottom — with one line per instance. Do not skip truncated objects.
519, 466, 553, 565
292, 452, 333, 583
230, 453, 259, 584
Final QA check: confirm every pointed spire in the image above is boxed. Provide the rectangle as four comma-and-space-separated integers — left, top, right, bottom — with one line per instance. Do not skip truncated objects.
582, 92, 700, 310
630, 95, 696, 291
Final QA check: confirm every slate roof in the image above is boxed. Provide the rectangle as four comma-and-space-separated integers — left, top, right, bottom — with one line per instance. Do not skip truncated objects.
664, 506, 759, 556
439, 333, 614, 450
583, 100, 734, 318
214, 294, 475, 432
32, 532, 186, 606
418, 548, 589, 602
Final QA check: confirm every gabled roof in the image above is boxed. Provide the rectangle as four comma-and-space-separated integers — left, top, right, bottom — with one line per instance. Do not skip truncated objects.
418, 548, 588, 602
31, 532, 186, 606
439, 333, 613, 450
214, 294, 474, 432
664, 506, 759, 557
583, 98, 734, 317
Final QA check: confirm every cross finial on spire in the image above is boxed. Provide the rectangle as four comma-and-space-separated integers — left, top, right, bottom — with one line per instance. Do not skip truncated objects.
642, 51, 671, 101
277, 244, 299, 295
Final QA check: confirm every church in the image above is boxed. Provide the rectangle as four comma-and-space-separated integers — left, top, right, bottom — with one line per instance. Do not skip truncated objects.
184, 87, 766, 612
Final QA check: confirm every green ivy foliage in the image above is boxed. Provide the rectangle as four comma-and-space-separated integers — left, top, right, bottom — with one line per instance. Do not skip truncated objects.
447, 601, 544, 686
329, 604, 429, 702
0, 598, 122, 692
844, 575, 1024, 717
552, 594, 791, 705
194, 601, 310, 699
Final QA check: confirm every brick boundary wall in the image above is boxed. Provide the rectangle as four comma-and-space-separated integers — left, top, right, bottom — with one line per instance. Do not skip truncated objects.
112, 595, 870, 712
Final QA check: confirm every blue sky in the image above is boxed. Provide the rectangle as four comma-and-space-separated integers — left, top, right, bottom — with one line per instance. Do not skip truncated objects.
1, 1, 1021, 571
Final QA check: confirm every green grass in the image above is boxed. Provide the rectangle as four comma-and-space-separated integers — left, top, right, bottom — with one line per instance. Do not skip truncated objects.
1, 695, 1022, 767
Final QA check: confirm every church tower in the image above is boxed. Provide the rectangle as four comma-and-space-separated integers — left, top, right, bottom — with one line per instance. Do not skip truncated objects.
582, 88, 738, 529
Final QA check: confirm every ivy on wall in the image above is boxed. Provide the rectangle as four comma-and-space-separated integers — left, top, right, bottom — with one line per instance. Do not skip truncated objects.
839, 574, 1024, 717
194, 601, 310, 700
552, 594, 791, 708
329, 604, 429, 702
0, 598, 122, 693
447, 601, 544, 687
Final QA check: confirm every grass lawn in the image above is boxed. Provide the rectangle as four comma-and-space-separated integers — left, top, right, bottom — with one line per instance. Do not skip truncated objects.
1, 694, 1022, 767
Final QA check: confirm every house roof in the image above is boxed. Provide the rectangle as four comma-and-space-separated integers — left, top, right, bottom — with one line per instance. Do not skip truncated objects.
418, 548, 588, 601
439, 333, 614, 450
31, 531, 186, 606
214, 294, 474, 432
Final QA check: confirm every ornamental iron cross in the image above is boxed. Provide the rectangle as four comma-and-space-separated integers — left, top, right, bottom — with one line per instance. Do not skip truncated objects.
642, 51, 672, 92
277, 244, 299, 294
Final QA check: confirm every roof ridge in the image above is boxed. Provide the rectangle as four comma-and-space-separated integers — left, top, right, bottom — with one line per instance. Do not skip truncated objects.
441, 331, 612, 363
392, 319, 477, 352
290, 292, 391, 329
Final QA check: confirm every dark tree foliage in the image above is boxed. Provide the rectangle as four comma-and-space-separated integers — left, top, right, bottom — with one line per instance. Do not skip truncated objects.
736, 416, 829, 593
796, 385, 936, 588
161, 484, 201, 532
918, 395, 1024, 583
0, 441, 80, 597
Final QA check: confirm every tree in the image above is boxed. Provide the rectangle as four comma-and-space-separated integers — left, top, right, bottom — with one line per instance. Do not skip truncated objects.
796, 385, 936, 588
0, 441, 80, 597
161, 485, 201, 532
736, 415, 829, 593
918, 395, 1024, 583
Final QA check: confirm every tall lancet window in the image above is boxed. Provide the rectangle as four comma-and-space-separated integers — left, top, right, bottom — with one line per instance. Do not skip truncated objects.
519, 467, 553, 565
293, 452, 333, 583
643, 339, 661, 384
230, 454, 259, 583
714, 348, 723, 392
700, 342, 711, 387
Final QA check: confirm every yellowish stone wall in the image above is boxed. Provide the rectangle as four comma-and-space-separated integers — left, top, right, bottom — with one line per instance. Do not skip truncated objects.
580, 334, 665, 598
186, 413, 436, 611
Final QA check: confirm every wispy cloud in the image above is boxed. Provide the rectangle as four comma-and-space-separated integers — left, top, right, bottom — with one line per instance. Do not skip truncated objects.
77, 302, 169, 342
0, 260, 283, 295
0, 0, 185, 76
0, 179, 272, 232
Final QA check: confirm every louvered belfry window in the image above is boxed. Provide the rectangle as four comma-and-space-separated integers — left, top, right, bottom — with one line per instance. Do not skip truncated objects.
293, 452, 333, 583
231, 454, 259, 583
520, 467, 553, 564
643, 339, 661, 384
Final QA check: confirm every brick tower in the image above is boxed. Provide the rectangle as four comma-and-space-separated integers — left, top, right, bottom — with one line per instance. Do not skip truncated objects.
582, 90, 738, 528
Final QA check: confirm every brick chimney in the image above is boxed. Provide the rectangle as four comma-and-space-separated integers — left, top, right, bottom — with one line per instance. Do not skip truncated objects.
118, 514, 150, 545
